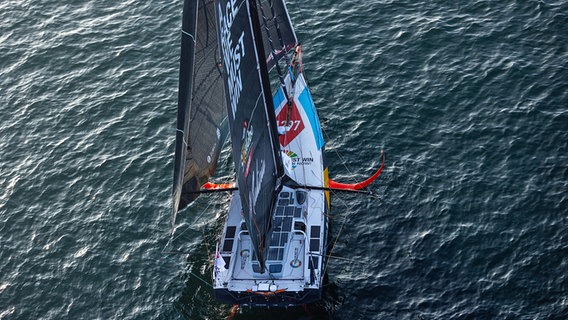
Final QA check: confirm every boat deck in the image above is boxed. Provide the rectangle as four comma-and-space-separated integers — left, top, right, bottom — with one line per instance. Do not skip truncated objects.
213, 187, 327, 306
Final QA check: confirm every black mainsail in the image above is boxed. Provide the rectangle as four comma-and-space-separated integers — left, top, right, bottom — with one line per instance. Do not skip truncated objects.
216, 0, 284, 272
172, 0, 228, 225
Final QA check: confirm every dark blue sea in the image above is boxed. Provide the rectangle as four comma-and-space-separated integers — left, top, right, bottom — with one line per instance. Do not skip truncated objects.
1, 0, 567, 319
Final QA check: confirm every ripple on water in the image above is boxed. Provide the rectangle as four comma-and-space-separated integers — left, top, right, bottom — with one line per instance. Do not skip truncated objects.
1, 0, 568, 319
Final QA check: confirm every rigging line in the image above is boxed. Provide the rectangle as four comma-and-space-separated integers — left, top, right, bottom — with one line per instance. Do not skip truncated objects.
321, 127, 353, 177
164, 201, 225, 287
322, 188, 356, 277
199, 206, 226, 284
311, 252, 367, 265
169, 196, 216, 245
188, 269, 214, 288
163, 234, 175, 254
162, 253, 214, 288
162, 233, 215, 287
181, 30, 196, 42
201, 220, 211, 262
320, 126, 359, 182
199, 201, 230, 263
175, 129, 189, 147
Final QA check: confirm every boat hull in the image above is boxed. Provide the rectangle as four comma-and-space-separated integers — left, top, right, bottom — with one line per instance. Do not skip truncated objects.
214, 288, 321, 307
212, 66, 328, 307
212, 187, 328, 306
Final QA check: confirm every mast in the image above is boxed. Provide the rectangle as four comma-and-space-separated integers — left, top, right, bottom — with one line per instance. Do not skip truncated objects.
215, 0, 284, 273
248, 0, 284, 178
247, 0, 284, 273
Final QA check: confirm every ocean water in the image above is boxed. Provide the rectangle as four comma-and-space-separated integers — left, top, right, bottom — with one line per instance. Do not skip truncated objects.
1, 0, 567, 319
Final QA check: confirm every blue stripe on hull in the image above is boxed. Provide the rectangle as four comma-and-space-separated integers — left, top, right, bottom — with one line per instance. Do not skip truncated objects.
273, 88, 285, 110
298, 87, 324, 150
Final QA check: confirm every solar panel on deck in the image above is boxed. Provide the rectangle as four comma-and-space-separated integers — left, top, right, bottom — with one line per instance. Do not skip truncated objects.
269, 264, 283, 273
309, 239, 319, 252
311, 226, 320, 237
285, 206, 294, 217
268, 248, 278, 260
280, 192, 289, 198
278, 198, 289, 206
270, 233, 280, 246
276, 206, 284, 216
279, 233, 288, 245
294, 207, 302, 218
222, 239, 234, 252
275, 220, 284, 231
226, 226, 236, 238
283, 217, 293, 231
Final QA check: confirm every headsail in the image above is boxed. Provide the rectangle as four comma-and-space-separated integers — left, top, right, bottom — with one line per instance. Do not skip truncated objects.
173, 0, 229, 225
216, 0, 284, 272
256, 0, 297, 69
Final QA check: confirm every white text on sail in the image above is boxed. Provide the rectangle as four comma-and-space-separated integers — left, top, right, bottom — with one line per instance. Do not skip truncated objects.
218, 0, 245, 120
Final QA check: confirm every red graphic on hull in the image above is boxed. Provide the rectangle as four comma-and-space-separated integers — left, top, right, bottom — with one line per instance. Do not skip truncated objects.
276, 101, 304, 147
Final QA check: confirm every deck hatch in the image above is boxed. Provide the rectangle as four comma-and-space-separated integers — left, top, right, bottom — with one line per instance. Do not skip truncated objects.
309, 239, 319, 252
310, 226, 320, 237
226, 226, 236, 238
269, 263, 283, 273
309, 225, 321, 252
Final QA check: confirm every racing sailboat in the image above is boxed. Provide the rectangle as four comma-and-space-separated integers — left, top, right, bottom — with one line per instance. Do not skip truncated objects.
172, 0, 384, 307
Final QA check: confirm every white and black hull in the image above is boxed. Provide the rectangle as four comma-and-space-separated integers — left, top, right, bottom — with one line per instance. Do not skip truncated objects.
213, 187, 329, 307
